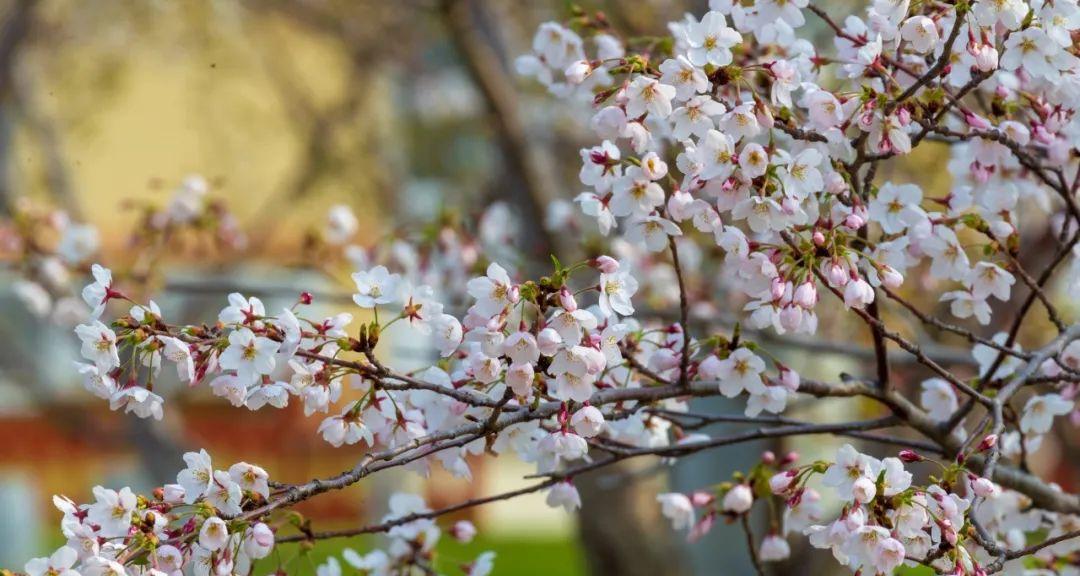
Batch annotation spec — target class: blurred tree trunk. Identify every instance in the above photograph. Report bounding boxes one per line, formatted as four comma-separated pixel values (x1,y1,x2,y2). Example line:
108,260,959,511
0,0,35,215
576,457,688,576
439,0,568,263
441,3,682,574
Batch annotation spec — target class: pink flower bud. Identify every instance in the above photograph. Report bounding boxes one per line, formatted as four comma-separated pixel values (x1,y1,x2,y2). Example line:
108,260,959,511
251,522,275,547
812,230,826,246
450,520,477,543
779,305,802,331
898,450,923,463
759,534,791,562
770,277,787,301
964,112,992,131
780,451,799,466
243,522,275,560
762,451,776,465
843,277,875,309
971,477,999,498
162,484,186,505
778,368,800,392
298,291,313,305
825,261,848,287
690,491,715,507
973,45,998,72
564,60,592,85
688,511,716,543
844,213,865,230
769,470,798,495
879,265,903,288
793,281,817,308
559,286,578,312
977,434,998,452
592,256,620,274
570,405,604,437
722,484,753,514
667,190,695,222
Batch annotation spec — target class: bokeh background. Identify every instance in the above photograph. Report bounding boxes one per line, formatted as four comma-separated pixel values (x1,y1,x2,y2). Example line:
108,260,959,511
0,1,1075,575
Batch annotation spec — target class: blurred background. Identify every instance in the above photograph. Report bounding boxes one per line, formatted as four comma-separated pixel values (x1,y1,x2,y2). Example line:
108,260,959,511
0,0,1075,574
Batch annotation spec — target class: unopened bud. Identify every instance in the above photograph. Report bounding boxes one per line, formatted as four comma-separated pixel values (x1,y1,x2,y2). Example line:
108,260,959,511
971,476,999,498
898,449,923,463
844,213,865,230
564,60,592,85
559,286,578,312
450,520,477,543
964,111,992,131
690,491,715,507
977,434,998,452
879,265,904,289
769,469,797,494
593,255,620,274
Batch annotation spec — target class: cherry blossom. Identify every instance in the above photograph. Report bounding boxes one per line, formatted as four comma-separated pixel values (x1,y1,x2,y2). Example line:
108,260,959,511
13,1,1080,574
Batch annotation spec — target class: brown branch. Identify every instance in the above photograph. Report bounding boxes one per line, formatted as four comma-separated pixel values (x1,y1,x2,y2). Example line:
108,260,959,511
741,514,767,576
439,0,564,260
275,478,559,543
669,237,691,386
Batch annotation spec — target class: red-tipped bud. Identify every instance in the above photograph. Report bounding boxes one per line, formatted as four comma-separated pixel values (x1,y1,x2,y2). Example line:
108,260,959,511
977,434,998,452
898,450,923,463
592,255,620,274
690,491,715,507
559,286,578,312
299,291,313,305
769,469,798,495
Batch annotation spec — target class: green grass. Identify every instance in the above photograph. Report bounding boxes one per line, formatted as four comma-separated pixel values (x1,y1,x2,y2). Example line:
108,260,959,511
262,534,585,576
896,566,935,576
38,527,584,575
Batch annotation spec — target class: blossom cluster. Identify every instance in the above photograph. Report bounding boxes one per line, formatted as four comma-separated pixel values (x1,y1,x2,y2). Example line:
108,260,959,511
521,0,1079,333
28,448,490,576
32,450,275,576
11,0,1080,574
4,176,242,323
659,442,1080,574
312,495,491,576
515,0,1080,573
